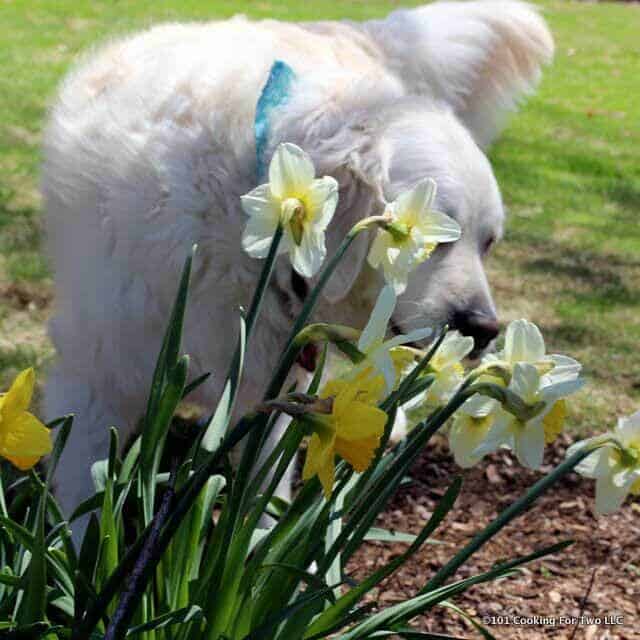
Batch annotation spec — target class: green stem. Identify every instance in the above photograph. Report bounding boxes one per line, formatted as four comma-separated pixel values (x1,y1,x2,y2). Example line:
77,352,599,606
264,220,375,402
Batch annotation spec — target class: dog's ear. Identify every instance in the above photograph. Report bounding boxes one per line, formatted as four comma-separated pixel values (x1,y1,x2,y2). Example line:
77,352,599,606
367,1,554,148
318,158,380,303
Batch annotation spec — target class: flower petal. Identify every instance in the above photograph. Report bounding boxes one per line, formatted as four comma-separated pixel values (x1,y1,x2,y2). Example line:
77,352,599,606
358,286,396,353
335,401,387,441
336,434,379,472
514,421,545,469
394,177,437,224
306,177,339,230
616,410,640,446
269,143,314,198
383,327,433,350
303,432,336,498
1,368,36,420
595,474,632,514
370,350,397,396
0,411,52,468
509,362,540,403
417,209,462,244
449,413,493,468
504,319,546,364
549,354,582,380
290,229,326,278
542,400,566,444
367,231,390,269
241,202,281,258
435,332,474,367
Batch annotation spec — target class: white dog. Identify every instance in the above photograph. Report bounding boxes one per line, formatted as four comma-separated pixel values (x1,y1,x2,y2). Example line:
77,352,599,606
42,2,553,518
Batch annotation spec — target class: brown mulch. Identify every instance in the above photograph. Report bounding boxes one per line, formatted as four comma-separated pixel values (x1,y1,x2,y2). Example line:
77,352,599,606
350,435,640,639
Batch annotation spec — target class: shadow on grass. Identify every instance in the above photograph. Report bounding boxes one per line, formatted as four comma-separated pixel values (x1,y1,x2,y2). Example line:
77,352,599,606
0,183,49,282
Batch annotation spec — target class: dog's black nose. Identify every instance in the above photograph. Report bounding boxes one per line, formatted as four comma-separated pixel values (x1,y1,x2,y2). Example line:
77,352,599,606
451,310,500,351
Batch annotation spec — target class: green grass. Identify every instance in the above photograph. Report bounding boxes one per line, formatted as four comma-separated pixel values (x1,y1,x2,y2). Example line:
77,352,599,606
0,0,638,430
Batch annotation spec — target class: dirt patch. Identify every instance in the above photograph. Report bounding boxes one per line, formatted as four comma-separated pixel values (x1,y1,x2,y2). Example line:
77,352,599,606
351,436,640,639
0,281,52,311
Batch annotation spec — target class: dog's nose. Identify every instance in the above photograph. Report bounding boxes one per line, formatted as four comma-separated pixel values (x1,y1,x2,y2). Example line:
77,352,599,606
451,310,500,351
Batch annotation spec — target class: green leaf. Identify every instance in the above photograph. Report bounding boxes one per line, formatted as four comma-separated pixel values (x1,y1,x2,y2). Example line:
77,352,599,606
201,317,246,453
306,478,462,638
439,601,496,640
16,474,47,624
140,354,189,523
363,528,417,544
74,514,100,625
369,631,466,639
46,416,73,486
140,247,194,522
182,372,212,400
0,571,22,587
126,605,204,636
242,587,334,640
97,429,120,613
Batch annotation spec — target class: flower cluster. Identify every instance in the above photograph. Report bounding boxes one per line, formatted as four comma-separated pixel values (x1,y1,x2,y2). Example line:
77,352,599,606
242,143,461,293
239,142,637,516
446,319,584,469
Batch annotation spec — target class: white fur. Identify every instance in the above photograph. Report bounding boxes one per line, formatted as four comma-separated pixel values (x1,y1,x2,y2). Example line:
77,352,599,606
42,2,553,519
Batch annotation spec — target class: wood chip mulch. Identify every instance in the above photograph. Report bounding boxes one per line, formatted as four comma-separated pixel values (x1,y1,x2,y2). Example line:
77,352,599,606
349,435,640,639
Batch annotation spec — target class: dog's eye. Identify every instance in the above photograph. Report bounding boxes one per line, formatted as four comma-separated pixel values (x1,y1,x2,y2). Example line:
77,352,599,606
483,236,496,254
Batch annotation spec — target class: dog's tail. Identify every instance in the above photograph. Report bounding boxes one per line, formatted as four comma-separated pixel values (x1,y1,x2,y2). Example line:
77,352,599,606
366,1,554,148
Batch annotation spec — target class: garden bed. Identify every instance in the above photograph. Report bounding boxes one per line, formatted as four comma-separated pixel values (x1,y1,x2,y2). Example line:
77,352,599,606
353,435,639,638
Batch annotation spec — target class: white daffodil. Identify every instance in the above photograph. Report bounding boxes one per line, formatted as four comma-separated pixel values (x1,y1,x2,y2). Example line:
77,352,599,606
484,319,581,386
482,362,584,469
241,143,338,277
352,285,432,395
568,410,640,514
449,394,502,468
367,178,461,294
424,331,475,408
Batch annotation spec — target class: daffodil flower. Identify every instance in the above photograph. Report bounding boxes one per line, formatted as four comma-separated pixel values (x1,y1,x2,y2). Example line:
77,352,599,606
352,286,431,395
477,362,583,469
241,143,338,277
568,410,640,514
423,331,474,407
367,178,461,294
484,319,581,386
448,395,501,468
0,368,52,470
302,375,388,497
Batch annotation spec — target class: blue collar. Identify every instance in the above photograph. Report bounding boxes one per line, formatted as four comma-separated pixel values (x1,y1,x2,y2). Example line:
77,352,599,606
255,60,297,182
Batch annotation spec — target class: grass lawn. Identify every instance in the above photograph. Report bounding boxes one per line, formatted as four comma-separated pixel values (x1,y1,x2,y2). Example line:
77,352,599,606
0,0,638,431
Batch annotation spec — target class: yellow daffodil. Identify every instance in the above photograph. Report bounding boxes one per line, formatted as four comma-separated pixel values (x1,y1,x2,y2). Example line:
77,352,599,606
241,143,338,277
302,375,388,497
367,178,461,294
568,410,640,514
351,286,430,394
0,368,52,470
